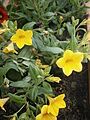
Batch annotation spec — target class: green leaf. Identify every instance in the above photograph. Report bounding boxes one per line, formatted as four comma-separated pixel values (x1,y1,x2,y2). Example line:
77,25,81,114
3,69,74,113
8,21,17,32
4,62,19,73
43,82,53,93
29,62,43,85
31,86,38,101
23,22,36,30
44,12,54,17
38,82,53,95
42,46,63,54
18,46,32,59
10,78,30,88
8,93,25,104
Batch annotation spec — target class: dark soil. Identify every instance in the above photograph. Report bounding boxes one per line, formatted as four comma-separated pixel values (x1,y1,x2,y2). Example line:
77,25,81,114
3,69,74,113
51,63,90,120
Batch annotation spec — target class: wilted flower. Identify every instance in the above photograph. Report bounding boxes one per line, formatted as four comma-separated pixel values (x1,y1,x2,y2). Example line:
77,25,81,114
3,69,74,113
46,76,61,83
3,42,17,54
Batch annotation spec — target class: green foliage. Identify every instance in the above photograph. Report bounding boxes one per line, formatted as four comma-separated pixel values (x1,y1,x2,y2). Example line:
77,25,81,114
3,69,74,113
0,0,89,119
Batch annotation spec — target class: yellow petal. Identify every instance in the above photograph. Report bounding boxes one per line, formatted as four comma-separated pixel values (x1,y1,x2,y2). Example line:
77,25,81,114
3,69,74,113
43,113,57,120
36,105,57,120
25,30,33,45
63,64,73,76
15,39,25,49
0,97,9,111
41,105,48,114
48,94,66,116
36,114,42,120
73,52,84,62
56,58,65,68
63,50,73,60
11,34,19,43
73,63,82,72
16,29,25,36
54,94,66,108
48,104,59,116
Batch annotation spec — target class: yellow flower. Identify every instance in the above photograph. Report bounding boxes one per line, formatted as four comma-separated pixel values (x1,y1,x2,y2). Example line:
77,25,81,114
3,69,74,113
46,76,61,83
11,29,33,49
36,105,57,120
0,97,9,111
48,94,66,116
3,42,18,54
56,50,84,76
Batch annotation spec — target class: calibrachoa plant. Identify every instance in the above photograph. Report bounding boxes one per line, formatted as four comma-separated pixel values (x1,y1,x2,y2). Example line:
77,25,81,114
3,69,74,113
0,3,89,120
0,20,67,120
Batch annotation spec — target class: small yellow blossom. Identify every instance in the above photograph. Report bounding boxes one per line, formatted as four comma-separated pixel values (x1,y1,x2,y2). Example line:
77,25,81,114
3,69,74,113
48,94,66,116
36,105,57,120
46,76,61,83
0,97,9,111
56,50,84,76
11,29,33,49
3,42,17,54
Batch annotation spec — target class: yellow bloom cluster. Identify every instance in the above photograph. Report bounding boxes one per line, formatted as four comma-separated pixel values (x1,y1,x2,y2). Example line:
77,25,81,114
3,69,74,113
56,50,84,76
36,94,66,120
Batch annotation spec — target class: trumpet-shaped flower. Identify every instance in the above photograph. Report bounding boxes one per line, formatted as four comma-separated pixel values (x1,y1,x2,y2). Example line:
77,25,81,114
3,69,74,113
56,50,84,76
3,42,17,54
0,97,9,111
48,94,66,116
11,29,33,49
36,105,57,120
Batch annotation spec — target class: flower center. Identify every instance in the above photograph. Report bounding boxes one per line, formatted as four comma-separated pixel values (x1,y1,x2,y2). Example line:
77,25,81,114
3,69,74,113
65,59,73,63
19,35,25,39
